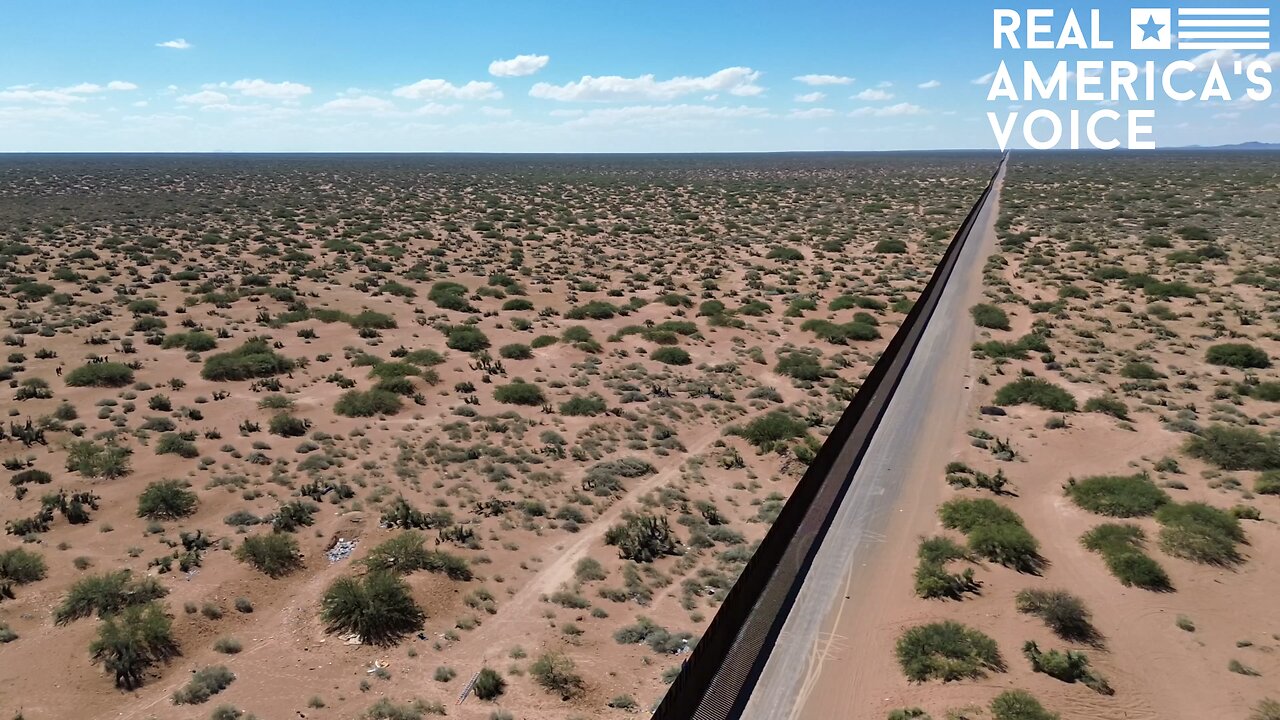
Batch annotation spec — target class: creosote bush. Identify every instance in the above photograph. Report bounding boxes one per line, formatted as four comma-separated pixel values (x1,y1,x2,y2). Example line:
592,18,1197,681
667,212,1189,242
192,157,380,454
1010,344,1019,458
234,533,303,578
493,380,545,405
994,377,1077,412
1080,523,1171,591
895,620,1004,682
89,601,179,689
1205,342,1271,369
530,651,586,699
334,389,403,417
1184,425,1280,471
321,572,424,645
971,303,1011,330
472,667,506,700
1065,473,1168,517
137,479,198,520
172,665,235,704
1014,588,1099,644
1156,501,1244,566
65,361,135,388
939,498,1042,573
55,570,168,624
990,690,1059,720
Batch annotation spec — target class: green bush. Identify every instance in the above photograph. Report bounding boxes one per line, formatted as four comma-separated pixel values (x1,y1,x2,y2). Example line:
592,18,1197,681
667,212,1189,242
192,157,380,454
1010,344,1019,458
472,667,506,700
202,338,294,381
445,326,490,352
875,238,908,253
1249,381,1280,402
429,281,475,312
1250,699,1280,720
604,513,679,562
1120,361,1163,380
502,298,534,311
1206,342,1271,369
54,570,168,624
1156,501,1244,566
161,331,217,352
531,334,557,348
1083,394,1128,420
939,498,1041,572
565,300,620,320
137,480,198,519
498,343,532,360
529,651,585,699
268,413,309,437
1184,425,1280,470
1022,641,1111,694
990,690,1058,720
651,347,692,365
776,351,826,381
971,303,1011,330
321,572,424,646
913,536,977,600
729,410,808,452
766,246,804,261
560,393,607,416
1065,473,1168,517
994,377,1077,412
1257,471,1280,495
895,621,1004,682
493,380,545,405
65,362,135,387
0,547,46,584
362,531,473,580
335,389,403,417
90,601,179,689
1015,588,1098,643
172,665,235,704
1080,523,1171,591
235,533,303,578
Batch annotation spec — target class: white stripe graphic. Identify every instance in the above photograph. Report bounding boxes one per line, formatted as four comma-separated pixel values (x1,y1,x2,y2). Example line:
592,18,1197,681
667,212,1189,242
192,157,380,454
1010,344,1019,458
1178,7,1270,15
1179,31,1269,37
1179,18,1269,26
1179,41,1270,48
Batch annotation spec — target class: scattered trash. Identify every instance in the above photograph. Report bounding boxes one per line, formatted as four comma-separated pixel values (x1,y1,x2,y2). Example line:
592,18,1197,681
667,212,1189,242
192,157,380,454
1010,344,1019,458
341,632,362,646
327,538,357,563
366,660,388,674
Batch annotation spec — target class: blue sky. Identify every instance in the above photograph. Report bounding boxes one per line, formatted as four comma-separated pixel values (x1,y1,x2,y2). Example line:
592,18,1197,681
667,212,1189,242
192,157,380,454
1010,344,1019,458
0,0,1275,151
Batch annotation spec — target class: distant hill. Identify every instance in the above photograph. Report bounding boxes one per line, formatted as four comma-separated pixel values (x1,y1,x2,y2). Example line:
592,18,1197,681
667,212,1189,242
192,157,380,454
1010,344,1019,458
1181,141,1280,150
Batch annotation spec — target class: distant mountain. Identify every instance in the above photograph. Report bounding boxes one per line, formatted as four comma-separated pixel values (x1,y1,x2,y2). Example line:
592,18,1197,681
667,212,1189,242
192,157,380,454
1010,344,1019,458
1180,141,1280,150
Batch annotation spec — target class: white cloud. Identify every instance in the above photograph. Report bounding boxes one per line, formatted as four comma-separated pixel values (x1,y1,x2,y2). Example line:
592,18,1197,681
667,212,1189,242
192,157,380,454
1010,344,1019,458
1188,48,1280,72
854,88,894,101
318,95,396,113
224,79,312,100
918,80,941,89
972,71,995,85
156,39,192,50
177,90,229,105
414,102,461,116
789,108,836,119
489,54,550,77
481,106,513,117
107,81,139,91
62,83,104,94
530,67,762,102
0,82,120,104
561,103,769,128
851,102,924,117
795,91,825,103
876,81,893,88
392,79,501,100
794,74,853,86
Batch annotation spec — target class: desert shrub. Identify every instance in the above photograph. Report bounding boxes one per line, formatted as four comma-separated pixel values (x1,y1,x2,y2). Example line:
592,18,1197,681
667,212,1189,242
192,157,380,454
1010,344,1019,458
994,378,1077,412
1065,473,1168,517
1022,641,1111,694
162,331,217,352
530,651,585,699
472,667,506,700
9,468,52,487
728,410,808,452
1156,501,1244,566
990,690,1058,720
651,347,692,365
566,300,620,320
801,318,879,344
776,351,825,381
214,636,242,653
583,457,656,496
1206,343,1271,369
137,480,198,519
875,238,908,253
321,572,424,645
886,710,931,720
1083,394,1128,420
347,310,396,330
234,533,303,578
939,498,1041,573
1257,471,1280,495
65,362,135,387
268,413,309,437
429,281,475,312
56,571,167,624
202,338,293,381
971,303,1011,330
604,513,679,562
1249,381,1280,402
502,298,534,311
362,531,472,580
1080,523,1171,591
1250,699,1280,720
156,432,199,458
913,536,977,600
172,665,235,704
0,547,47,584
445,326,490,352
560,393,606,416
1015,589,1098,643
494,380,545,405
1184,425,1280,471
89,601,179,689
766,246,804,261
335,389,403,417
614,616,694,653
498,343,532,360
531,334,557,348
1120,361,1163,380
895,621,1004,682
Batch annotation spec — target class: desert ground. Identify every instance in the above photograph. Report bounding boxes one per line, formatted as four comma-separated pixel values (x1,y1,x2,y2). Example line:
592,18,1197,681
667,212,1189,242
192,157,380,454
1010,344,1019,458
0,153,996,720
803,151,1280,720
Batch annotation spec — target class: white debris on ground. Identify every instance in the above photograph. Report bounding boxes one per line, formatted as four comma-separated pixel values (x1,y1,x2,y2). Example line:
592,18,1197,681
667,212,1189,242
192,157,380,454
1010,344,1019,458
327,538,357,563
